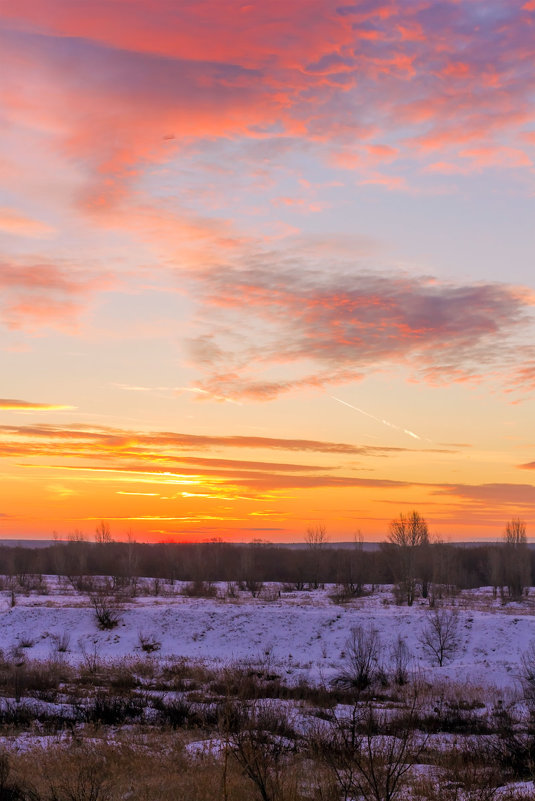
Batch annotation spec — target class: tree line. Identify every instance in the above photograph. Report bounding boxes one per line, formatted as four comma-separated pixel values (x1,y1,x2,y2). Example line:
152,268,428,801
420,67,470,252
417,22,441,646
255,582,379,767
0,513,531,602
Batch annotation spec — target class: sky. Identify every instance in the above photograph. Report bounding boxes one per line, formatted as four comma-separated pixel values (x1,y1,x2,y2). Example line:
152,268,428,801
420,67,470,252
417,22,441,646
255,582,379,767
1,0,535,543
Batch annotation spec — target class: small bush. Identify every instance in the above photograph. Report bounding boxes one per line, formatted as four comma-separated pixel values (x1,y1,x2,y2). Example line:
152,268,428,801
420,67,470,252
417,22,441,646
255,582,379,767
138,631,161,653
90,592,121,630
52,630,71,654
333,625,382,693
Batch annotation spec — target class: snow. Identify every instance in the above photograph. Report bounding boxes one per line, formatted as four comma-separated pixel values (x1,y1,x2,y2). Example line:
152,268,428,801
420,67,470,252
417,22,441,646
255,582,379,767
1,579,534,691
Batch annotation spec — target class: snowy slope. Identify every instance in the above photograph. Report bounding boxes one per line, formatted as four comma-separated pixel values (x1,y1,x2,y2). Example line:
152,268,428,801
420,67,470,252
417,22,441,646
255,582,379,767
1,580,533,690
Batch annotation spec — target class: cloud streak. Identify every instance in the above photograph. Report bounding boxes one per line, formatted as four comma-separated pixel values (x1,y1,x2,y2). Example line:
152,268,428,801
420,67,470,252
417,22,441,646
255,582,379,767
0,422,455,458
0,399,75,412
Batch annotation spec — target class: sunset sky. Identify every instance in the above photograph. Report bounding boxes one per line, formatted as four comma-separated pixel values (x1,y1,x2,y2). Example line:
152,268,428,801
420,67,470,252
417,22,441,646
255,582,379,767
1,0,535,542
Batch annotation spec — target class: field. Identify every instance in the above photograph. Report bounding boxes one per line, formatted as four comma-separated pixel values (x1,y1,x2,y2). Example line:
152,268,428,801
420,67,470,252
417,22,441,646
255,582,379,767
1,575,535,800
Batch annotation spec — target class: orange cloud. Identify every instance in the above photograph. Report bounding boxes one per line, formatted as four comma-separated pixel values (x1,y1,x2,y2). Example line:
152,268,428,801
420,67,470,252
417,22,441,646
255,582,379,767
0,399,75,411
0,421,446,464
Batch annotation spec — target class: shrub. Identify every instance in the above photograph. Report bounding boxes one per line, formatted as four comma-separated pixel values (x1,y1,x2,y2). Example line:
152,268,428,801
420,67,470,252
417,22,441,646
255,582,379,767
52,630,71,654
390,634,411,686
90,591,121,630
419,607,460,667
138,631,161,653
333,625,382,693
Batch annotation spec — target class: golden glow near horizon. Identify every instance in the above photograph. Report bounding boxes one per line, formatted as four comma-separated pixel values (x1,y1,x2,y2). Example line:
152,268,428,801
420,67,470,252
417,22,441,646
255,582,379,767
1,1,535,542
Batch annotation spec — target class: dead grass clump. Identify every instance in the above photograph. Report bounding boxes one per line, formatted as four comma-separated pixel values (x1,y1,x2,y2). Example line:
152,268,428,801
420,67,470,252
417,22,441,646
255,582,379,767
0,751,36,801
210,666,281,701
82,690,146,726
108,661,139,691
418,696,492,735
427,742,507,801
159,658,213,691
10,737,281,801
23,659,72,695
153,694,221,731
0,657,72,704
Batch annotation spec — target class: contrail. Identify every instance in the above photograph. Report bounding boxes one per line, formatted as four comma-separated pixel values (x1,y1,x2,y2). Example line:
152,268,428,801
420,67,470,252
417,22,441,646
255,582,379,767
330,396,421,440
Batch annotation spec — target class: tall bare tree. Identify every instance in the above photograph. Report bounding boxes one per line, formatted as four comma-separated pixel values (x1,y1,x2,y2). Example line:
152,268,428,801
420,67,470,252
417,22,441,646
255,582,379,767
387,511,429,606
503,517,530,601
95,520,112,544
305,523,328,589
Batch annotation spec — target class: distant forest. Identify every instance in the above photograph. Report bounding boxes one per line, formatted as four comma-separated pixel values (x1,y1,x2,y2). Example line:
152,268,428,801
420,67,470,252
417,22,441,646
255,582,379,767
0,515,532,601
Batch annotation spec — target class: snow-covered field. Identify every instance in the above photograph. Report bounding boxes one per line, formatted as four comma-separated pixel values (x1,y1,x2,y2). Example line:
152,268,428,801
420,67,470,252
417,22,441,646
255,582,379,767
1,578,534,690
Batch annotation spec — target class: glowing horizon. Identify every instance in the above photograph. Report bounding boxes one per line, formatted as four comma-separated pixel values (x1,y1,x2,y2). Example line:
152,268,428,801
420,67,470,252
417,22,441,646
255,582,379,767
1,0,535,543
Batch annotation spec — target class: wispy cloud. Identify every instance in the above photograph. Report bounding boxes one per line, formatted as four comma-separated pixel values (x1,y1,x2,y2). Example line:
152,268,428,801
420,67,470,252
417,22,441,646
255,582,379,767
0,421,454,500
0,422,375,455
434,482,535,509
0,260,114,331
1,0,534,214
0,208,54,239
0,399,75,411
188,259,535,400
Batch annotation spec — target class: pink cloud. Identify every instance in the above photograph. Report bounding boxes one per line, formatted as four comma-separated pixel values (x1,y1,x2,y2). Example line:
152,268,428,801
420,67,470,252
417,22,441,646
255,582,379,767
434,482,535,508
0,261,113,331
187,260,535,399
1,0,534,210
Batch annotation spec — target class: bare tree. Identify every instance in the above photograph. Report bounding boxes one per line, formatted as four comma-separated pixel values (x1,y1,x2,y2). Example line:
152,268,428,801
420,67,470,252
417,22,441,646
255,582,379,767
241,541,265,597
95,521,112,544
305,523,328,549
335,531,366,599
387,511,429,606
419,607,459,667
305,524,328,589
503,517,530,601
